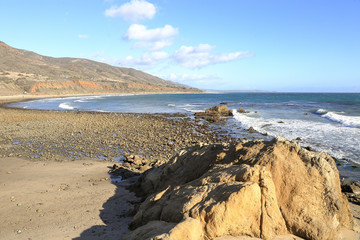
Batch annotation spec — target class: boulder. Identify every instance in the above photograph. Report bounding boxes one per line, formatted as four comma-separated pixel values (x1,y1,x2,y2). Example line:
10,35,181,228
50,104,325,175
205,105,232,116
238,107,246,113
195,105,233,123
127,137,355,240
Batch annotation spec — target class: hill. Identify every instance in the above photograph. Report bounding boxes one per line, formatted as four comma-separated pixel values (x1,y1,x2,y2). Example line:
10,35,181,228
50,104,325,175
0,41,199,96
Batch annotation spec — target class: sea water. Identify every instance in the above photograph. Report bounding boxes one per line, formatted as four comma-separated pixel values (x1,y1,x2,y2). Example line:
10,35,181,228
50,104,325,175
8,92,360,178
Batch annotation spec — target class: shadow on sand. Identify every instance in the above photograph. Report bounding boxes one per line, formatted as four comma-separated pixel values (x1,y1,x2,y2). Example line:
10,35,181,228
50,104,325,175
73,168,140,240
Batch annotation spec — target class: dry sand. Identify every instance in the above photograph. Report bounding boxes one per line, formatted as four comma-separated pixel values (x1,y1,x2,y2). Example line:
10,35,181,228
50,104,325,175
0,157,137,240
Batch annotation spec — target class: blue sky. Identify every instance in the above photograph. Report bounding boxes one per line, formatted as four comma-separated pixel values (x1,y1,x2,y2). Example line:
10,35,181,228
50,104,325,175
1,0,359,92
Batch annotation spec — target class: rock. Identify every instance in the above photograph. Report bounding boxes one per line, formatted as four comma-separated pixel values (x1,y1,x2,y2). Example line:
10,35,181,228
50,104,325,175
305,146,313,151
127,138,354,240
248,126,255,133
195,105,233,123
109,165,141,179
205,105,231,115
122,218,203,240
341,181,360,205
342,181,360,194
238,108,246,113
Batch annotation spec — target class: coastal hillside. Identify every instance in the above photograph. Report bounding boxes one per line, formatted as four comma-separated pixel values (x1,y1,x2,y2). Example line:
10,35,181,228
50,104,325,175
0,41,198,95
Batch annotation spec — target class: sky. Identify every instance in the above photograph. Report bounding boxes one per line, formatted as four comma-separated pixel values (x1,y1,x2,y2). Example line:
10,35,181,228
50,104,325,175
1,0,360,92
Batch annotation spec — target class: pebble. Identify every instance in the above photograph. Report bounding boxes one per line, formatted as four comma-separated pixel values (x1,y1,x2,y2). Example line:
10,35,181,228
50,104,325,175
1,109,231,168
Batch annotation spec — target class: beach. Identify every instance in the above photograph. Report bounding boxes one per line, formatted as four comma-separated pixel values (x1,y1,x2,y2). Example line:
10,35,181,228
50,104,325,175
0,96,359,240
0,157,135,239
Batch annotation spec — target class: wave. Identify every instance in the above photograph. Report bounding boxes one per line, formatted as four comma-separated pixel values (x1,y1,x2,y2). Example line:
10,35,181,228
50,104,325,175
315,109,360,128
322,112,360,128
231,109,360,164
59,102,75,110
184,108,203,113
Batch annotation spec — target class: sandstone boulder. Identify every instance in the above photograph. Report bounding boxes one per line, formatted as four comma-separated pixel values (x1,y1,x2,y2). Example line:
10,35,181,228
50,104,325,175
205,105,232,116
125,137,355,240
195,105,233,123
238,107,246,113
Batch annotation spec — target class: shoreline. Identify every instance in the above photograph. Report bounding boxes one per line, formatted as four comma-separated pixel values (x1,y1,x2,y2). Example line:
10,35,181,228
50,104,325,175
0,91,203,107
2,93,359,181
1,94,359,239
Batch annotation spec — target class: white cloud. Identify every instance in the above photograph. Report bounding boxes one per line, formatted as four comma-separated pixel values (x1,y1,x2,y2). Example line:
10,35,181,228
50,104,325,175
133,39,174,51
117,51,169,68
124,24,178,41
159,73,226,88
123,24,178,50
165,73,218,82
105,0,156,22
78,34,88,39
173,44,252,69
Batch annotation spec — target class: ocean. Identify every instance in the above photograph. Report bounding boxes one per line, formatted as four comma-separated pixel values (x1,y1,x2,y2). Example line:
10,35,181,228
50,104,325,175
9,92,360,180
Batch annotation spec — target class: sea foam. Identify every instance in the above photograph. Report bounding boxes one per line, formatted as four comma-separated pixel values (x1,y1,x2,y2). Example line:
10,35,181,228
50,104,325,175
322,112,360,128
59,102,75,110
232,109,360,164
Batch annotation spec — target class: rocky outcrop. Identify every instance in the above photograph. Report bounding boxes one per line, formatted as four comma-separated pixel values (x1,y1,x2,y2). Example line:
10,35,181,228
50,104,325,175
195,105,233,123
124,138,355,240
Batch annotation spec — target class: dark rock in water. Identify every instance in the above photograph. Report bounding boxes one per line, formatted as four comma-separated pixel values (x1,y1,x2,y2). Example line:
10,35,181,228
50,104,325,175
220,102,227,105
295,137,302,141
248,126,255,133
237,107,246,113
278,121,284,124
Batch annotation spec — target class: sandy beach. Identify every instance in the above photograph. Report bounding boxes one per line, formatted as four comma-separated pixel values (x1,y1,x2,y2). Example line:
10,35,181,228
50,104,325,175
0,157,136,240
0,96,359,240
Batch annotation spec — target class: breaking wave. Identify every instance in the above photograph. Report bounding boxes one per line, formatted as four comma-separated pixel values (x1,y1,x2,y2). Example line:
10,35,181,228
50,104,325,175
315,109,360,128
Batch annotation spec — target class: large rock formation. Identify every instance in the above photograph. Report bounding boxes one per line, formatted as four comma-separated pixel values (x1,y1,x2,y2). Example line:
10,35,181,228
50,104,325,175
124,138,355,240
